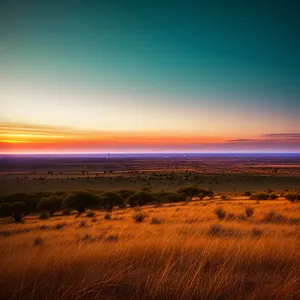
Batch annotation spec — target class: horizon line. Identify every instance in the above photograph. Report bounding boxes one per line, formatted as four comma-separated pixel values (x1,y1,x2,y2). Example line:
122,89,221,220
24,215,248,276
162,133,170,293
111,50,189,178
1,151,300,156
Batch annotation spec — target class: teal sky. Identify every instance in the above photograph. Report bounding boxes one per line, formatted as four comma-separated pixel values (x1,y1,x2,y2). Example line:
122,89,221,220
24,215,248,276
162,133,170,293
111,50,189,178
0,1,300,152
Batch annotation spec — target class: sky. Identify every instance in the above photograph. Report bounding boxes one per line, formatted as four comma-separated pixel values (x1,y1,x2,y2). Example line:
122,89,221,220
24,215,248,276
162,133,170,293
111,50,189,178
0,1,299,153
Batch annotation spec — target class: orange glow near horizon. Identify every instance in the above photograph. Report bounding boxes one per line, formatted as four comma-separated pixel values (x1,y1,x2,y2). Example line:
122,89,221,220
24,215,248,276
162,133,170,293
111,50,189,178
0,122,229,153
1,122,299,154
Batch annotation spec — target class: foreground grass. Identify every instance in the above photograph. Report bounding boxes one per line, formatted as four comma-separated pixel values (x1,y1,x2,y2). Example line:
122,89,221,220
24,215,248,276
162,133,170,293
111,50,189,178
1,200,300,299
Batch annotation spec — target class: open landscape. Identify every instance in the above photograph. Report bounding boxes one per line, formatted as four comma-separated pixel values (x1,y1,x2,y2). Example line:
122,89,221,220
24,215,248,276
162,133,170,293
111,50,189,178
1,154,300,299
1,1,300,299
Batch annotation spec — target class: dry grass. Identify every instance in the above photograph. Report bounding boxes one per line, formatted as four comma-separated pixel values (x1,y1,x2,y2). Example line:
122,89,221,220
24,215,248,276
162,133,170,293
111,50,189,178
1,200,300,299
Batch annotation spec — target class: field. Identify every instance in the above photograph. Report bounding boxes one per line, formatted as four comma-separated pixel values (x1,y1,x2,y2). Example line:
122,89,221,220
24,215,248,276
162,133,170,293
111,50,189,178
1,200,300,299
1,153,300,195
1,154,300,300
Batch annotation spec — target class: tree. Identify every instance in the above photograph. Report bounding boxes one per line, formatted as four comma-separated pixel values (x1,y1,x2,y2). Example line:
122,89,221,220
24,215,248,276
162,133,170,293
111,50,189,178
64,191,100,213
198,189,214,200
250,192,269,200
177,186,201,201
127,191,158,207
285,193,299,203
101,192,125,211
153,192,183,204
0,202,27,222
0,193,38,218
38,196,63,216
117,189,136,201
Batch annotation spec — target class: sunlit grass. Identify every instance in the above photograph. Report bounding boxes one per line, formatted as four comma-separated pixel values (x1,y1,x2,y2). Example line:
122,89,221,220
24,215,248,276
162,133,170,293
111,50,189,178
0,200,300,299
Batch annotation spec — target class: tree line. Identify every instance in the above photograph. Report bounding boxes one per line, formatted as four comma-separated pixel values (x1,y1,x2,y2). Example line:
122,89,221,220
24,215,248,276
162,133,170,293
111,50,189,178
0,187,214,222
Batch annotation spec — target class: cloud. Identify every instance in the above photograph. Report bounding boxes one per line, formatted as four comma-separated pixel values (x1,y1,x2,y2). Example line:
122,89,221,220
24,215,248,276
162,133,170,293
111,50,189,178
227,133,300,143
262,133,300,141
226,139,259,143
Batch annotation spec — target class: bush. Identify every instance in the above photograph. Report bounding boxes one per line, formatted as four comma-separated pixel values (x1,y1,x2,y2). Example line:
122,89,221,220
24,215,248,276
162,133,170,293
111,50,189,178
250,192,269,200
101,192,125,211
199,189,214,199
55,222,66,230
85,211,95,218
207,224,224,236
64,191,100,213
269,193,279,200
244,191,252,197
127,191,158,207
220,195,228,201
38,196,63,216
117,189,136,201
285,192,300,203
132,210,148,223
1,193,39,214
0,202,27,222
153,192,183,204
245,207,254,218
214,207,226,220
33,237,43,247
39,213,49,220
262,211,286,223
177,186,200,201
104,213,111,220
151,217,163,224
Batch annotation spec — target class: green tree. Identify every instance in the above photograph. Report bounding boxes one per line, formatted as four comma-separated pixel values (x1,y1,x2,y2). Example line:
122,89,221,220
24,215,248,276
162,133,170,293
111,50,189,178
127,191,158,207
101,192,125,211
285,193,299,203
0,202,27,222
177,186,201,201
64,191,100,213
117,189,136,201
38,196,63,216
1,193,38,214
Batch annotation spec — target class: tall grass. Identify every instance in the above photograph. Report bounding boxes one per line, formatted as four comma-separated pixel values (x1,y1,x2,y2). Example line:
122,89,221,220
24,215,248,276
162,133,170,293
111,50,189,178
0,200,300,299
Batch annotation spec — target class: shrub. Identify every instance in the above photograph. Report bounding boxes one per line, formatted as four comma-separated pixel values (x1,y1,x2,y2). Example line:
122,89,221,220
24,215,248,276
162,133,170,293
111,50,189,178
105,235,118,242
151,217,163,224
207,224,224,236
1,193,39,214
33,237,43,247
285,192,300,203
250,192,269,200
244,191,252,197
117,189,136,201
101,192,125,211
220,195,228,201
245,206,254,218
39,213,49,220
104,213,112,220
132,210,148,223
269,193,279,200
153,192,183,204
64,191,100,213
214,207,226,220
177,186,200,201
0,202,27,222
262,211,286,223
200,189,214,199
127,191,158,207
85,211,95,218
55,222,66,230
38,196,63,216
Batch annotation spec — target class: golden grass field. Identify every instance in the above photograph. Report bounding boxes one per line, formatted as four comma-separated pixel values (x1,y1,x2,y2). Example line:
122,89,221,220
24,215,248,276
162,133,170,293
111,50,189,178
1,199,300,300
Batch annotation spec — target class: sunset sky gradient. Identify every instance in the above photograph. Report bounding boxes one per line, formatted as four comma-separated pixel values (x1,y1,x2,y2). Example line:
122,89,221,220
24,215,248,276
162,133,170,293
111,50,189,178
1,1,299,153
